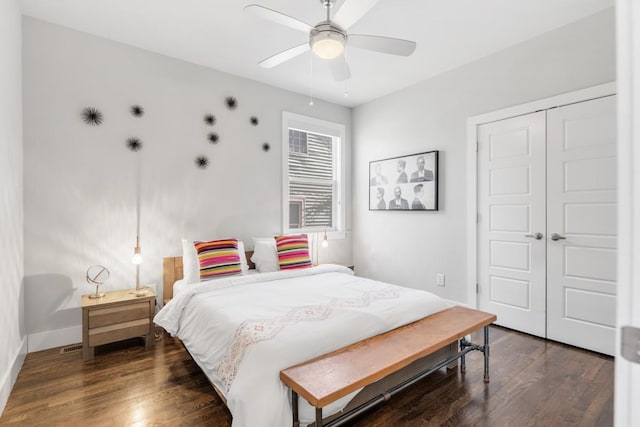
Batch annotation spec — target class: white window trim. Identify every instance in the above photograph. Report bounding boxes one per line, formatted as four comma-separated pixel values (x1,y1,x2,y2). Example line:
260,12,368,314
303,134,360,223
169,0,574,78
282,111,346,235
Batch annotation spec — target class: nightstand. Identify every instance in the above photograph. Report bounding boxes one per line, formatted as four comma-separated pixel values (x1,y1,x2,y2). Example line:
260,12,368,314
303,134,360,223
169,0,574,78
81,287,156,361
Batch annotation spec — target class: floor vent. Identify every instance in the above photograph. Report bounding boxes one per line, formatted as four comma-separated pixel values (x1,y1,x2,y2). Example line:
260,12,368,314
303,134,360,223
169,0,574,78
60,344,83,354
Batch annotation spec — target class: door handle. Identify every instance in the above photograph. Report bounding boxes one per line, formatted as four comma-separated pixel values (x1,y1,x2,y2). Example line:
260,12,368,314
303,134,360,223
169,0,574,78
550,233,566,241
524,232,543,240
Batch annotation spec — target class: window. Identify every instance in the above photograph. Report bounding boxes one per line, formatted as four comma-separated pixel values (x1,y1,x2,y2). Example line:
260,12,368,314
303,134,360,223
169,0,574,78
289,198,304,229
288,129,308,155
282,112,345,233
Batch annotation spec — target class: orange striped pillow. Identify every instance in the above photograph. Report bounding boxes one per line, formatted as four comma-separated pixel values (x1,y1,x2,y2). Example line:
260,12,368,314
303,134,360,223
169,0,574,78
194,238,242,281
275,234,312,270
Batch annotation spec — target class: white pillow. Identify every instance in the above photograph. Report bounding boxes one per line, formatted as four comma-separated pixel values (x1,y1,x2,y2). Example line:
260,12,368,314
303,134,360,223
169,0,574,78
251,237,279,273
182,238,249,283
181,238,199,284
238,241,249,274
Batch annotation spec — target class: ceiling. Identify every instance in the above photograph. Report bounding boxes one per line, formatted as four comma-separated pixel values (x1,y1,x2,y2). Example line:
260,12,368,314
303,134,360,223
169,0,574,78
19,0,613,107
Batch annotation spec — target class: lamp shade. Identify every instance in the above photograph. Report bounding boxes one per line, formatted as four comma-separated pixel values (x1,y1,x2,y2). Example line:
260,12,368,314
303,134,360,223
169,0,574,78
132,251,142,265
321,230,329,248
132,236,142,264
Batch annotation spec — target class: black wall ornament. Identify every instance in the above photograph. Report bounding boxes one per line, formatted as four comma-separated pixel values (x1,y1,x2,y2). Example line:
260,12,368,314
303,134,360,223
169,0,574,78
81,107,103,126
126,137,143,152
130,105,144,117
195,156,209,169
225,97,237,110
204,114,216,125
262,142,271,152
208,132,219,144
250,116,259,126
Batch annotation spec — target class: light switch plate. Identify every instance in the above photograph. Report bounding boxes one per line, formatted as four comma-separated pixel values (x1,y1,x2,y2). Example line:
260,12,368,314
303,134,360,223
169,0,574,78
436,273,445,286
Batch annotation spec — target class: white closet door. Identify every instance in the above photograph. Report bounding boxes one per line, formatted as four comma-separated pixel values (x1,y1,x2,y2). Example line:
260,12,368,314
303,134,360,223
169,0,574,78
546,96,617,355
478,111,547,337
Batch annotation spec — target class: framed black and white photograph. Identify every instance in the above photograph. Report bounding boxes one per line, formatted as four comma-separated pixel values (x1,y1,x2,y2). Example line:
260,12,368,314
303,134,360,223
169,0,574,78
369,150,438,211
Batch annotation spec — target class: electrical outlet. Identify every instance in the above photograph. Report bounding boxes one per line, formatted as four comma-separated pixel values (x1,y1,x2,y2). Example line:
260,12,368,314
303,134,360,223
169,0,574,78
436,273,445,286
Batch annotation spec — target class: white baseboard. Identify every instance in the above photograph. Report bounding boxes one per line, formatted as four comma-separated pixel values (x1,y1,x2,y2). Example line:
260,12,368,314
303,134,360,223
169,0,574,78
0,337,27,417
443,298,471,309
27,325,82,353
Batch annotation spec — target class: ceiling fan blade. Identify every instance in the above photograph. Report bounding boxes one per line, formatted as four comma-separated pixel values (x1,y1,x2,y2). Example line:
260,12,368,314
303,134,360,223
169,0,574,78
348,34,416,56
244,4,313,33
259,43,310,68
332,0,380,29
328,55,351,81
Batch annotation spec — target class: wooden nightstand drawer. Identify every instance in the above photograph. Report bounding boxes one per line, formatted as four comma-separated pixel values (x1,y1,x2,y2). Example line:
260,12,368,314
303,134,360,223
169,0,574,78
89,302,149,328
89,318,151,347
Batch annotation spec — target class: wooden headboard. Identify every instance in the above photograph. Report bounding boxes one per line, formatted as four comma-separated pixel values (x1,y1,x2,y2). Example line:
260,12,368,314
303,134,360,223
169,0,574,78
162,251,254,304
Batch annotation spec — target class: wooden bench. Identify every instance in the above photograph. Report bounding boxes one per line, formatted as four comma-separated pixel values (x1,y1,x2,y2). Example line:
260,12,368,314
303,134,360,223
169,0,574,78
280,306,497,427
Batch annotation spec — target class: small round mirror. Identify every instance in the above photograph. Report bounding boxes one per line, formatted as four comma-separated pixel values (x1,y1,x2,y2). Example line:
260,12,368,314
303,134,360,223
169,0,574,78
86,265,110,298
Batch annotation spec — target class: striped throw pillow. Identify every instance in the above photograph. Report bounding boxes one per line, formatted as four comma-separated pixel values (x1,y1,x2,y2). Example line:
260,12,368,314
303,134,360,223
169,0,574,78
275,234,312,270
194,238,242,281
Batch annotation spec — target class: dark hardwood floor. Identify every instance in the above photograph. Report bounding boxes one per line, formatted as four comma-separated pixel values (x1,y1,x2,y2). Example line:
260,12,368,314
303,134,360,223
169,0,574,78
0,326,613,426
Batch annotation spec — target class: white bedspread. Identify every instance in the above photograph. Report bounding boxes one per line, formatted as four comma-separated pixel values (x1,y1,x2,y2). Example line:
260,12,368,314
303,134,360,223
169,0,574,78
154,264,449,427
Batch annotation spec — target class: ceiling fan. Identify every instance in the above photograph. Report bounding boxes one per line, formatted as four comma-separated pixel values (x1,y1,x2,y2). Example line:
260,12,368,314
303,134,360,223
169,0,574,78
244,0,417,81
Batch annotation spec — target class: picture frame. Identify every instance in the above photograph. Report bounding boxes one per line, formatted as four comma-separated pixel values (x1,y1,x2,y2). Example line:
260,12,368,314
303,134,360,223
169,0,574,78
369,150,439,211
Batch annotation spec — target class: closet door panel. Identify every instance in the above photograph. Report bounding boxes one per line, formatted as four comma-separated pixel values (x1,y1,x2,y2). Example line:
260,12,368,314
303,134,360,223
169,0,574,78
546,95,617,355
478,111,546,337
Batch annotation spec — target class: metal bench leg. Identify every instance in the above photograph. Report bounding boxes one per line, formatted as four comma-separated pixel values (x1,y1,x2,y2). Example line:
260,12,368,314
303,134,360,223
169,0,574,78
316,407,323,427
292,391,299,427
460,338,466,373
483,325,490,383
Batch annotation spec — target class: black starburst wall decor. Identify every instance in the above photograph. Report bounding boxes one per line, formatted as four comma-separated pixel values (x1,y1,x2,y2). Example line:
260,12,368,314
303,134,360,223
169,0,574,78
130,105,144,117
207,132,219,144
81,107,103,126
195,156,209,169
262,142,271,152
225,97,237,110
126,137,143,152
204,114,216,126
250,116,259,126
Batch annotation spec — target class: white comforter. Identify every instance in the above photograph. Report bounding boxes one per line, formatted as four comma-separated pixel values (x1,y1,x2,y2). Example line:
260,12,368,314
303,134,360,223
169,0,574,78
154,264,449,427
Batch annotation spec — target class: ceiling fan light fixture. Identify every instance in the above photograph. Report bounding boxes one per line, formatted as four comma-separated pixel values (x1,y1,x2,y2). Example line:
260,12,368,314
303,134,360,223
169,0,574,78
312,37,344,59
310,24,346,60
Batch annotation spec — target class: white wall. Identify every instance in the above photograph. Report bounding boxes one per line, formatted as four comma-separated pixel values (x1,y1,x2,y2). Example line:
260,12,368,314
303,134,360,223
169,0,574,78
0,0,26,415
352,9,616,303
22,18,352,350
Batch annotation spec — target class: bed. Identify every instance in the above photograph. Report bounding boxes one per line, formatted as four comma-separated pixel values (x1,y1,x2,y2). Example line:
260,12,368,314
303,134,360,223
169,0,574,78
155,253,462,427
